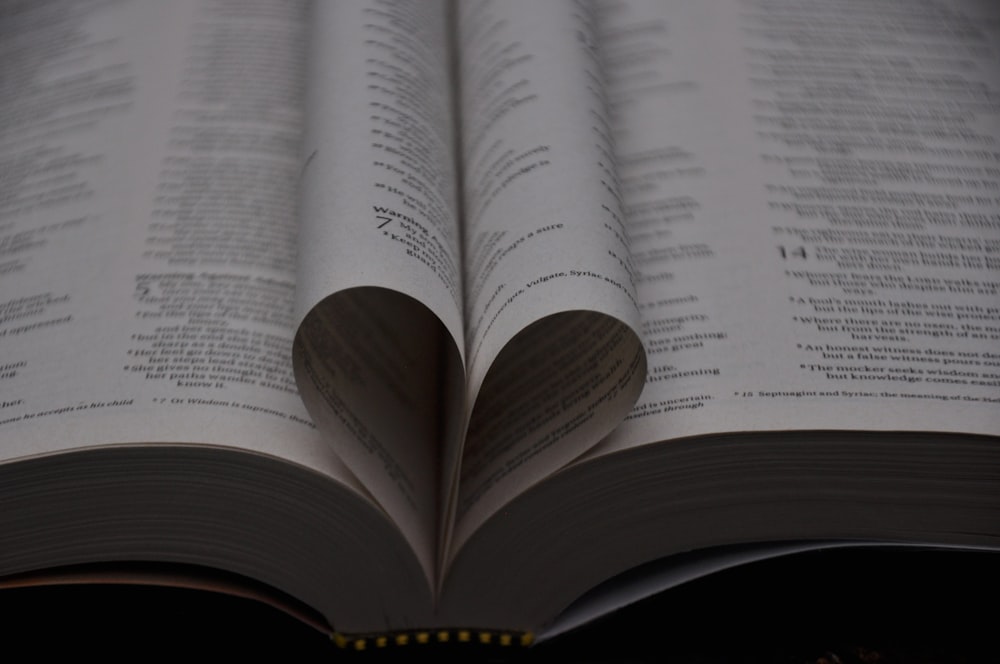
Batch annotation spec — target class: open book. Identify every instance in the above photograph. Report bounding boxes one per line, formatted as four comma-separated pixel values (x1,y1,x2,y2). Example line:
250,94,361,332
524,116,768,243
1,0,998,647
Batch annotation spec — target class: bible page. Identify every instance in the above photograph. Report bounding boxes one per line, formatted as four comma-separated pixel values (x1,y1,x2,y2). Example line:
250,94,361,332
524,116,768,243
447,0,647,556
292,0,466,575
0,0,354,477
585,0,999,457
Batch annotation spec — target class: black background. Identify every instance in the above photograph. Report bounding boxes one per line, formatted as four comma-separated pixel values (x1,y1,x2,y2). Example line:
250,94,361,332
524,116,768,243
2,547,996,662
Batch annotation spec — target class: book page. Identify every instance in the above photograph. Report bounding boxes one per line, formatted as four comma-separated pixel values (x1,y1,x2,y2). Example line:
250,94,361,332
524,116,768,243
587,0,1000,457
292,0,465,575
447,0,647,555
0,0,354,481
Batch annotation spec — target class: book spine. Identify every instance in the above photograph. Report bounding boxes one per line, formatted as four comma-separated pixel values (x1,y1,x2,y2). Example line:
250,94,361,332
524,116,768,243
331,628,534,651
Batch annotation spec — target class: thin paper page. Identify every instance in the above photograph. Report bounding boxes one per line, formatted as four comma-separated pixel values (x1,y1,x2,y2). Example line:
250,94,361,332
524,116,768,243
588,0,1000,457
294,0,463,342
0,0,353,481
293,0,465,575
448,0,647,555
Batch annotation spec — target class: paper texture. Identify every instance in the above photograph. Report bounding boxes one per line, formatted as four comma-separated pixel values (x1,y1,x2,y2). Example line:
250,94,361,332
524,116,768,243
588,0,1000,459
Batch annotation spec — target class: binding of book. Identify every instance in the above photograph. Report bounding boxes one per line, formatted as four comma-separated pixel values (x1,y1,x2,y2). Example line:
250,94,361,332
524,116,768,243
0,0,998,647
